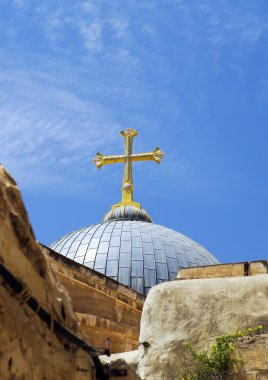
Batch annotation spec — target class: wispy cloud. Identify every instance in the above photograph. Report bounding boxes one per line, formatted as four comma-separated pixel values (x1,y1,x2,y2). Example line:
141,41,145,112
78,19,103,52
0,65,121,192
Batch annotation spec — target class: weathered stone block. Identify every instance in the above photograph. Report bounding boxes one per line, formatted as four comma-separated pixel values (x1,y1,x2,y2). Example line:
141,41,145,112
138,275,268,379
249,260,268,276
234,335,268,373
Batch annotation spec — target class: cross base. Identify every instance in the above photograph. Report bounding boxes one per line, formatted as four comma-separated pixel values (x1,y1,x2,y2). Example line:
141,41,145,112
111,201,142,210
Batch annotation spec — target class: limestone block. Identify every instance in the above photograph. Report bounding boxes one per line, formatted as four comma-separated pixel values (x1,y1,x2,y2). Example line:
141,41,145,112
138,276,268,379
249,261,268,276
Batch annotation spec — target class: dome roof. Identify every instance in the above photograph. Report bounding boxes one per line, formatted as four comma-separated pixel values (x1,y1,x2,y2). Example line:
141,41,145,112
50,220,219,295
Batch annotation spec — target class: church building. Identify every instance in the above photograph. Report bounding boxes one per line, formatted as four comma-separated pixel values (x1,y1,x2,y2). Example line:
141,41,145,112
44,128,219,352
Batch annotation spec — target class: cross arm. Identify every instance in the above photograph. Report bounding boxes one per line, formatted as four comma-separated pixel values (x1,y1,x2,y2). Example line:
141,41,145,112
92,152,126,169
131,147,164,164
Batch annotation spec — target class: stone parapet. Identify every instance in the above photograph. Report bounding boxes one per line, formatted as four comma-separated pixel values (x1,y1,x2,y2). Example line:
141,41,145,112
42,245,145,353
43,245,145,310
177,260,268,280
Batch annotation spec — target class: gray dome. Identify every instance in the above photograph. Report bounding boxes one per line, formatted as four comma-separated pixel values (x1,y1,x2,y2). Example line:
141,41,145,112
50,220,219,295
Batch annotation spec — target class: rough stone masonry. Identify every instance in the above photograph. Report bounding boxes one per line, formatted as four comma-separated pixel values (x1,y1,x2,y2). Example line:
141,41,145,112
0,165,98,379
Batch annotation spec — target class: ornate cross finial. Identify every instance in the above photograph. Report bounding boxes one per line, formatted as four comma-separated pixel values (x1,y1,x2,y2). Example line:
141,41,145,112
92,129,164,209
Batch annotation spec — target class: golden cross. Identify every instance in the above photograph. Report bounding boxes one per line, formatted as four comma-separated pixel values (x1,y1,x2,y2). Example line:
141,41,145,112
92,128,164,209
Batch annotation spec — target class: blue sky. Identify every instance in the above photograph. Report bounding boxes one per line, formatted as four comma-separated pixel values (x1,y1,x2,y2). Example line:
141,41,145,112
1,0,268,263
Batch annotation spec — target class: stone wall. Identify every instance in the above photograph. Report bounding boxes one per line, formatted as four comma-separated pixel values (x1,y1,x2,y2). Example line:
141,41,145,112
43,246,145,353
177,260,268,280
0,165,97,379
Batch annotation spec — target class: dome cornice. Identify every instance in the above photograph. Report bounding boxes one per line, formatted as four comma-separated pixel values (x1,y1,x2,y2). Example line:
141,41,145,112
103,205,152,223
